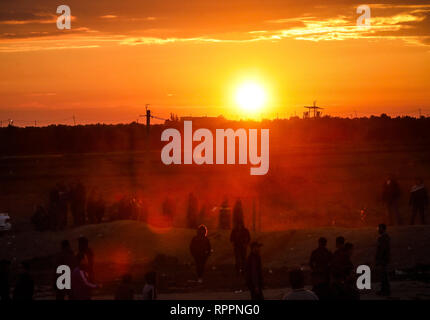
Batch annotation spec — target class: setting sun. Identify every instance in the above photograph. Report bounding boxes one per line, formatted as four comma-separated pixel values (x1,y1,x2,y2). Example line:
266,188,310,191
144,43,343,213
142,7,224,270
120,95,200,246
235,82,267,113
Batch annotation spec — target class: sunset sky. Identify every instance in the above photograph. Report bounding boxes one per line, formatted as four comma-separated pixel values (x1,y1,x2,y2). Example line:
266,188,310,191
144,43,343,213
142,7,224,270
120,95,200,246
1,0,430,125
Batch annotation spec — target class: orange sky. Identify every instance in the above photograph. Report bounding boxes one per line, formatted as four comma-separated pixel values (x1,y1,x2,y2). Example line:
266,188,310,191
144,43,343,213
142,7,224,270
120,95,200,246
1,0,430,125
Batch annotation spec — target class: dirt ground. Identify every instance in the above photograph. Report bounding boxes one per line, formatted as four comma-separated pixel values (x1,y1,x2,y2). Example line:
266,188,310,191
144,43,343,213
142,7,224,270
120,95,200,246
2,222,430,300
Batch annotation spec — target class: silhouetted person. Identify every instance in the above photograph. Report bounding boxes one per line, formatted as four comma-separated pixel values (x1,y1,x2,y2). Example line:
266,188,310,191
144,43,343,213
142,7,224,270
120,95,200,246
232,199,244,229
328,271,349,300
0,259,11,301
142,271,157,300
375,224,391,296
409,178,428,225
189,225,211,283
230,222,251,275
331,236,347,279
55,240,77,300
77,236,95,282
13,262,34,301
382,177,401,225
283,269,318,300
309,237,332,299
115,274,134,300
186,193,198,229
71,254,99,300
245,242,264,300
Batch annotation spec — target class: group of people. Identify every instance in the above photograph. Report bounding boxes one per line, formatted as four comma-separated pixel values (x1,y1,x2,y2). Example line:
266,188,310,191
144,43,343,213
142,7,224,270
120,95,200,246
31,181,106,231
0,220,394,300
188,221,392,300
382,177,428,225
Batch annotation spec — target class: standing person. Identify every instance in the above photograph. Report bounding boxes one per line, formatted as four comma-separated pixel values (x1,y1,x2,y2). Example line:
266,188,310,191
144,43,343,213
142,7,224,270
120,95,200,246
232,199,244,229
77,236,95,282
230,222,251,275
71,254,100,300
114,274,134,300
309,237,332,299
283,269,318,300
13,262,34,301
189,225,211,283
142,271,157,300
375,224,391,296
382,176,401,225
331,236,347,280
55,240,77,300
0,259,11,301
245,242,264,300
409,178,428,225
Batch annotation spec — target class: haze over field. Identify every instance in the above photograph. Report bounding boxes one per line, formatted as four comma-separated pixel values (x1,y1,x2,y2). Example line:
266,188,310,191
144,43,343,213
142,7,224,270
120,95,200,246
1,0,430,124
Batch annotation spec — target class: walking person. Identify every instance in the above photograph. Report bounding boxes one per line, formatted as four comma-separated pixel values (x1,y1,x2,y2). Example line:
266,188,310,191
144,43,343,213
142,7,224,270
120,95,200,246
375,224,391,296
71,254,100,300
309,237,332,299
142,271,157,300
409,178,428,225
245,241,264,300
77,236,95,282
230,222,251,275
189,225,211,283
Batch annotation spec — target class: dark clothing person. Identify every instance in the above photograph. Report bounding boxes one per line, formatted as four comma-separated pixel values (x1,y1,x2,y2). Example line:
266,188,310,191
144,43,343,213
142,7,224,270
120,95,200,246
245,244,264,300
142,271,157,300
13,271,34,300
382,179,401,225
78,237,95,282
71,266,97,300
190,226,211,281
331,248,348,280
309,246,332,299
375,228,391,296
409,183,428,225
230,225,251,275
232,200,244,229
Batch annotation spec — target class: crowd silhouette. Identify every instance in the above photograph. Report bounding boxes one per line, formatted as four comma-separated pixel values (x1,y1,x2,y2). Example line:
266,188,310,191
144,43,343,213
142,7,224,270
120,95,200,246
1,176,428,300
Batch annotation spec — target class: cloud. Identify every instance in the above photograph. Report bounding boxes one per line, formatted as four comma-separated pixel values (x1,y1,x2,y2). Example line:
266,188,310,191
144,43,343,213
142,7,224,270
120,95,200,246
1,1,430,52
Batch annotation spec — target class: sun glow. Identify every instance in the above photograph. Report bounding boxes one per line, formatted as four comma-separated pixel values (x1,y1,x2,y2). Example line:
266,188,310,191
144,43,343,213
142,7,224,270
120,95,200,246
235,82,267,113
